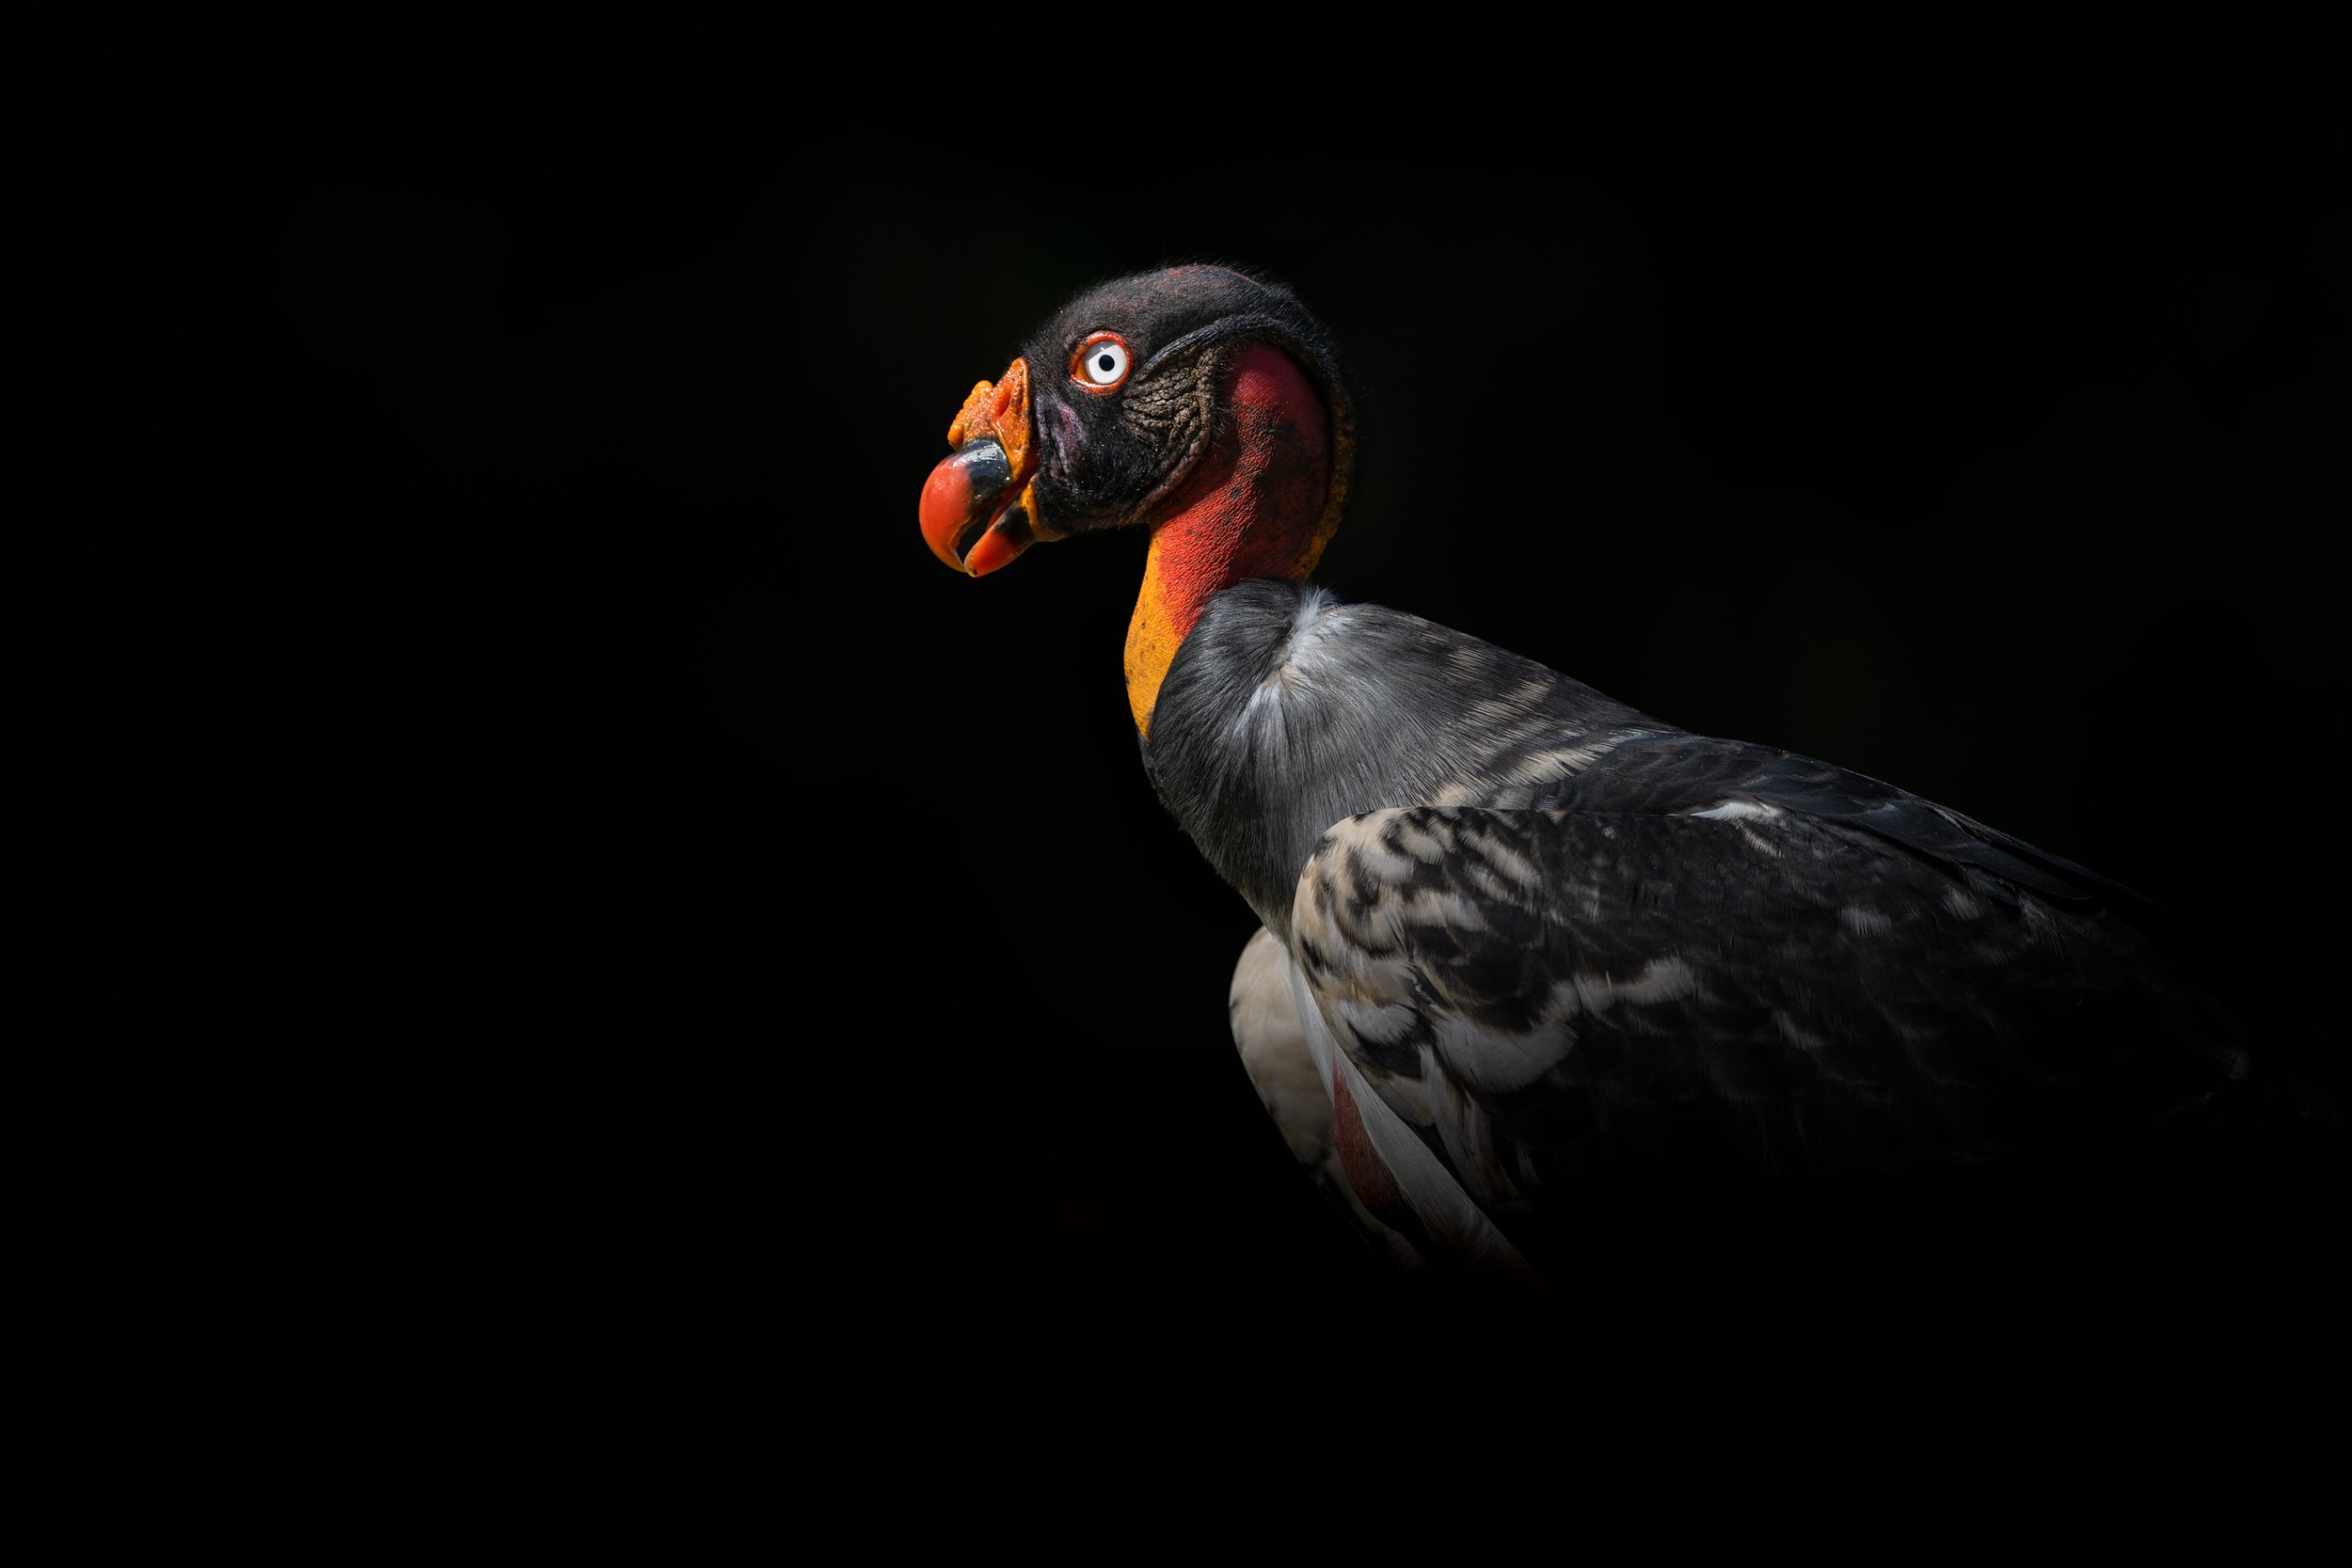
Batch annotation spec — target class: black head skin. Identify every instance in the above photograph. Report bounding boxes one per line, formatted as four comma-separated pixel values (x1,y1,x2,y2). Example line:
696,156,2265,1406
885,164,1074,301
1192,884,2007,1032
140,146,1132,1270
1016,265,1356,539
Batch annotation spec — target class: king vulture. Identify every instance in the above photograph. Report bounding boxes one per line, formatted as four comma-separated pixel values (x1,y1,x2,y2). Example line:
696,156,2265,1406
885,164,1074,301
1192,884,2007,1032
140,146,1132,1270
916,264,2341,1344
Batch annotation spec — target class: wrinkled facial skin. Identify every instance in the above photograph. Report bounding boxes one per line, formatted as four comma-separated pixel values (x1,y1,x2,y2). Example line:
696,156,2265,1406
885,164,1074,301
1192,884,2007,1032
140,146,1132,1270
1024,373,1170,537
1017,265,1347,539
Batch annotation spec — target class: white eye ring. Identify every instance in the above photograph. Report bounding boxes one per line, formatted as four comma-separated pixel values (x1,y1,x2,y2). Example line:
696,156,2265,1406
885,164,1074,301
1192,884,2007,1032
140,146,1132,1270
1070,333,1132,392
1080,341,1127,385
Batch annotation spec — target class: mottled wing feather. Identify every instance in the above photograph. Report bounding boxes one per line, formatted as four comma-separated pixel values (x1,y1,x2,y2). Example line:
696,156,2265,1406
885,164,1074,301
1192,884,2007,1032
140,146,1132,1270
1289,750,2252,1246
1228,927,1422,1269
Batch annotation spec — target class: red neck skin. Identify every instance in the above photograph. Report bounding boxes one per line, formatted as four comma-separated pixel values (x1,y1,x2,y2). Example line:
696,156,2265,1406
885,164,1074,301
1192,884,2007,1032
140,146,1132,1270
1125,343,1331,735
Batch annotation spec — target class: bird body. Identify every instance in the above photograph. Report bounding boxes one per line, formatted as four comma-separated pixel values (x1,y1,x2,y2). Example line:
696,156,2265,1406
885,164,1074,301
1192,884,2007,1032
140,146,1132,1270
918,264,2341,1338
1159,578,2252,1282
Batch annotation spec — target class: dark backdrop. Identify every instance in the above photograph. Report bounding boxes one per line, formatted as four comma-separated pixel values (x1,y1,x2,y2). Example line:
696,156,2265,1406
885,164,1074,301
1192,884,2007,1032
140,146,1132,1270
11,16,2344,1383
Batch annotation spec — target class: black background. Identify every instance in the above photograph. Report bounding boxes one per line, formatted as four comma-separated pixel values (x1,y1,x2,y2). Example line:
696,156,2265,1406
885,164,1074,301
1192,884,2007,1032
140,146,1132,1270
10,13,2346,1390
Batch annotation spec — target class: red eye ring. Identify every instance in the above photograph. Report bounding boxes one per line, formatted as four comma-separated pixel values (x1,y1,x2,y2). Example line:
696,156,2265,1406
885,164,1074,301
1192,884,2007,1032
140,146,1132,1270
1068,331,1133,393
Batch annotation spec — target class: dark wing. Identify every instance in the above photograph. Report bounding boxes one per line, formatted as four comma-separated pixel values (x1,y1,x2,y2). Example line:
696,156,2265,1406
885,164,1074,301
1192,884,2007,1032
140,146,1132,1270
1529,733,2164,923
1285,736,2261,1275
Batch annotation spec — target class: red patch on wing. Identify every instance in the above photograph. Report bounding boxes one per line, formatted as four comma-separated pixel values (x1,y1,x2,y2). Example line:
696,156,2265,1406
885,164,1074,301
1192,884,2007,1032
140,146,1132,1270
1330,1068,1406,1216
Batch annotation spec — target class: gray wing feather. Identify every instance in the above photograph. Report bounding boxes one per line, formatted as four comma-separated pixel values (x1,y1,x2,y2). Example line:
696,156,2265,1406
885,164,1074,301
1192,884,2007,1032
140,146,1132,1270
1229,927,1465,1272
1289,785,2250,1235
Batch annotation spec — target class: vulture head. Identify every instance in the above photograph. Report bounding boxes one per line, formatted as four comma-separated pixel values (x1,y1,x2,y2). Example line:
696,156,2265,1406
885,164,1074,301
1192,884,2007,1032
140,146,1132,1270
918,265,1358,733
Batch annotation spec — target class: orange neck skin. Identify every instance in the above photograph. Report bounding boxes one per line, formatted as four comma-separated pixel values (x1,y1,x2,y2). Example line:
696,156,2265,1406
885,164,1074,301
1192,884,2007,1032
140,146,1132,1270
1125,343,1333,736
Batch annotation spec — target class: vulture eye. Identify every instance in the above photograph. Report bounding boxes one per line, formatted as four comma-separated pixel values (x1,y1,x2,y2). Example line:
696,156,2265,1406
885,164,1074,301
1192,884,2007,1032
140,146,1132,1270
1069,332,1132,393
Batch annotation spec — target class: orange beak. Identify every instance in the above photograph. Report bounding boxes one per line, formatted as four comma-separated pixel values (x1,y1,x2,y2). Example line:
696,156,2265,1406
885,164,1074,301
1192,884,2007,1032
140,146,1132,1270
918,357,1040,577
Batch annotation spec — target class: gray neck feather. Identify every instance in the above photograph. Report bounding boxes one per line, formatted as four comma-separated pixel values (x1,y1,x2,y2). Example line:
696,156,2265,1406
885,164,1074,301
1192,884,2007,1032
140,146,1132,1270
1142,580,1662,939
